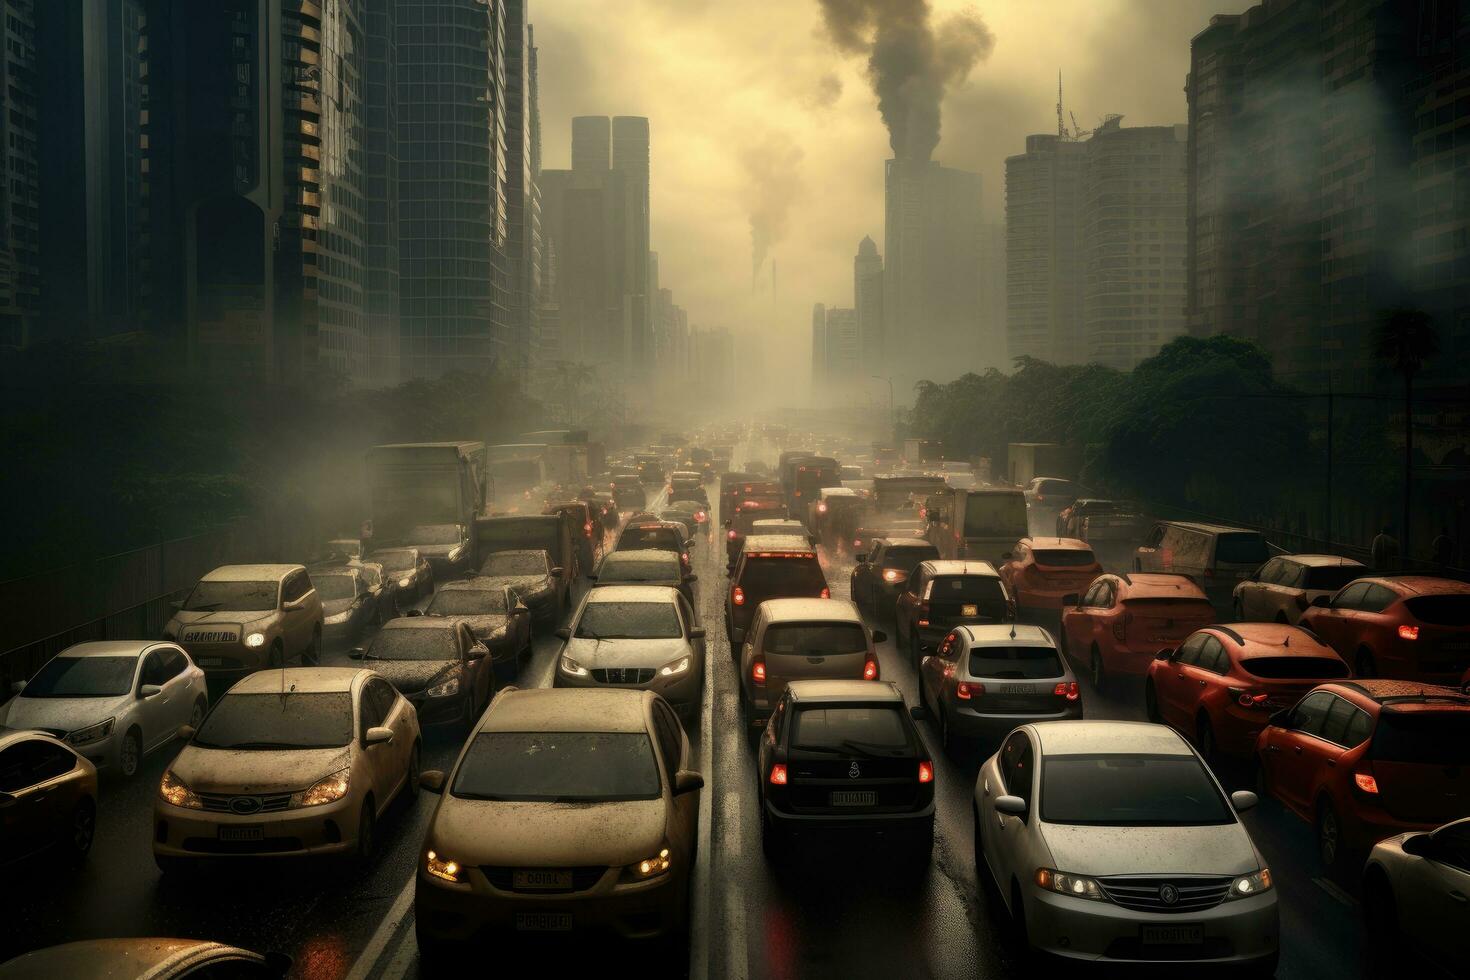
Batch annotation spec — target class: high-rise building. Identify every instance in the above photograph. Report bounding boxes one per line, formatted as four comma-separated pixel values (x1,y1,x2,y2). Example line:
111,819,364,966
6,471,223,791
0,1,41,349
363,0,401,386
612,116,651,369
810,302,827,391
1005,134,1085,365
571,116,610,174
853,236,883,371
503,0,538,373
810,303,860,403
977,221,1008,369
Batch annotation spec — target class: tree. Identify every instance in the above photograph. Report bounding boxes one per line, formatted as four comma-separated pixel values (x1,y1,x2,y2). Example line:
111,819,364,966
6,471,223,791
1372,307,1440,557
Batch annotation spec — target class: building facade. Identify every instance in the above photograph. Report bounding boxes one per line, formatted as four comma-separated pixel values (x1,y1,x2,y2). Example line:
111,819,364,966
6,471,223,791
1005,134,1085,365
853,235,883,371
0,0,38,350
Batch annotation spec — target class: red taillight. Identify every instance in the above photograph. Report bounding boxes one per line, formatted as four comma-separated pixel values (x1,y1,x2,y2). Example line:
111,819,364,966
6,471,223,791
1398,624,1419,641
956,681,981,700
752,656,766,685
1230,687,1270,709
917,619,930,627
917,761,934,783
1054,681,1080,702
584,522,593,533
853,538,862,548
769,763,787,785
728,529,738,540
817,502,828,514
863,659,879,680
696,511,707,522
1354,768,1379,795
939,632,957,656
819,587,830,599
733,586,745,606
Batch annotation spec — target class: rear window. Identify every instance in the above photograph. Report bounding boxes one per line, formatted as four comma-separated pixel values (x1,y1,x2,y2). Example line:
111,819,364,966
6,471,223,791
452,732,661,802
1034,549,1096,567
928,576,1008,612
963,494,1028,538
791,707,909,754
1303,565,1365,591
1369,710,1470,765
618,527,681,551
1214,532,1269,565
1036,480,1076,495
1240,656,1350,680
1404,595,1470,626
1041,754,1233,826
598,554,679,582
881,546,939,568
763,623,867,655
966,645,1063,679
426,589,508,616
740,557,827,596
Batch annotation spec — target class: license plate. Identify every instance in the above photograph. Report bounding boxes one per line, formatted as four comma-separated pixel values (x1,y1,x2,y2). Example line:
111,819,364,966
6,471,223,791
1141,924,1203,945
961,604,978,617
830,791,877,806
198,658,223,667
515,912,573,932
1441,641,1470,652
219,825,263,841
513,869,573,890
999,684,1034,694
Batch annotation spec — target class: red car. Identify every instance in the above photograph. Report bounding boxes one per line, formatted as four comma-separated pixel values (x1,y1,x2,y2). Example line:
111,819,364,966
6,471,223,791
997,537,1102,612
1145,623,1351,765
1298,576,1470,683
1060,572,1217,690
1255,679,1470,872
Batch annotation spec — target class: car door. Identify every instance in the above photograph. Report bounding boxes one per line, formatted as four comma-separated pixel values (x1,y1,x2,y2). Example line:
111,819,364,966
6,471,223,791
376,678,415,794
1158,633,1208,726
0,740,44,862
356,681,393,810
1087,579,1116,659
1310,582,1369,654
896,567,924,644
1354,584,1401,672
859,544,882,605
1181,635,1230,726
991,730,1037,900
155,648,196,749
136,650,175,750
652,702,695,867
461,622,491,713
280,571,310,654
1263,691,1335,815
1136,524,1165,571
1396,826,1470,966
1240,559,1280,621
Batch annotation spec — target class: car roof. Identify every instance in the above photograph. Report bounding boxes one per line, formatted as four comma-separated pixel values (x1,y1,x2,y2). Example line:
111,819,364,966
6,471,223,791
1280,554,1364,568
877,537,934,549
56,640,176,658
0,939,261,976
760,597,862,623
1032,720,1193,757
1373,576,1470,596
1328,679,1470,707
480,687,651,733
742,534,814,553
228,667,365,694
1115,572,1207,598
1203,623,1338,658
1021,537,1090,550
601,549,678,563
1156,521,1261,536
917,560,999,577
785,679,904,704
583,585,681,603
201,564,300,582
960,624,1055,647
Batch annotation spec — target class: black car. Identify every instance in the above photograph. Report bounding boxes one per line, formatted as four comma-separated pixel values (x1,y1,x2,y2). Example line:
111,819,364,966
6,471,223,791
616,519,694,576
756,679,934,863
592,548,697,609
476,549,563,627
420,580,532,680
350,618,494,731
893,560,1015,666
369,546,435,603
308,563,390,646
668,487,710,509
850,538,940,616
725,535,828,645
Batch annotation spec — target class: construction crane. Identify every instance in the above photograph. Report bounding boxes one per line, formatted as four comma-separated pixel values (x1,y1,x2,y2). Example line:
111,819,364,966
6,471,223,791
1056,72,1091,141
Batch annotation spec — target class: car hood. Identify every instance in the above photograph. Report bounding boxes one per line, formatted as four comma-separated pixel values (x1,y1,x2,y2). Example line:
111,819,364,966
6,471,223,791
364,659,459,694
456,616,509,638
1039,822,1259,878
563,637,691,668
429,797,667,867
170,610,266,628
5,694,132,735
171,744,351,795
481,574,550,592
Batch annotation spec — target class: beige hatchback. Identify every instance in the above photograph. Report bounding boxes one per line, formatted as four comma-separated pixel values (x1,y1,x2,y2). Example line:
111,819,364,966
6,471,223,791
153,667,420,873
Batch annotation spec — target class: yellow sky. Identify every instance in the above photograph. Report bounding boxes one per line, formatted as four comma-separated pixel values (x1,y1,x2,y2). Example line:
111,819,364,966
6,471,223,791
533,0,1252,374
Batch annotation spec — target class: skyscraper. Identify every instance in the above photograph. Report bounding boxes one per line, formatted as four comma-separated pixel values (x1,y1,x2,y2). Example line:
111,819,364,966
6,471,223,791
504,0,538,373
363,0,401,385
612,116,651,369
853,236,883,371
811,302,827,392
1005,134,1085,365
571,116,610,174
0,0,39,350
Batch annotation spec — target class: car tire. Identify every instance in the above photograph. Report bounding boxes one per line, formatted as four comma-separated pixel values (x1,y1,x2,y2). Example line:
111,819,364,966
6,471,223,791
188,696,207,732
1197,714,1218,767
303,627,322,666
1090,647,1105,693
1356,648,1377,678
1144,680,1161,722
1316,798,1343,873
405,742,422,801
118,727,142,778
65,797,95,865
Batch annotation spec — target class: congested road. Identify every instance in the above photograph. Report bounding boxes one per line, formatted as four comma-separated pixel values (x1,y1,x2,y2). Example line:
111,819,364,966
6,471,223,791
0,434,1377,979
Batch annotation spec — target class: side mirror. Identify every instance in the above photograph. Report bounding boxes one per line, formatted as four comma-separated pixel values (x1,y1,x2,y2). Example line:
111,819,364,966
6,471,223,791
872,630,888,644
689,627,707,639
348,647,366,660
555,627,571,640
10,681,24,695
1310,595,1331,608
419,769,447,794
1062,593,1079,608
674,769,705,795
364,726,394,746
176,724,196,741
856,553,868,564
467,644,489,660
406,609,424,617
1230,790,1258,812
283,597,306,611
1268,709,1294,730
139,684,163,699
995,795,1028,817
551,567,565,577
910,705,929,721
1154,648,1174,662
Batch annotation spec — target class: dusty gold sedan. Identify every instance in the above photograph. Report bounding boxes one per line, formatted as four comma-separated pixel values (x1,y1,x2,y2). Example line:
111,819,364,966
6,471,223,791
0,938,286,978
414,688,702,959
152,667,420,873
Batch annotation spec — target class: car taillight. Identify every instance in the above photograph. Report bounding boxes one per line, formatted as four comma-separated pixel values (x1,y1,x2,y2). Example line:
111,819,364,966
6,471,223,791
819,587,830,599
863,658,878,680
1353,765,1379,795
733,586,745,606
956,681,980,700
696,511,707,522
584,522,593,533
752,656,766,685
853,538,862,548
1398,624,1419,641
817,502,828,513
883,569,903,583
769,763,787,785
1053,681,1080,702
917,618,930,627
917,761,934,783
1229,686,1271,709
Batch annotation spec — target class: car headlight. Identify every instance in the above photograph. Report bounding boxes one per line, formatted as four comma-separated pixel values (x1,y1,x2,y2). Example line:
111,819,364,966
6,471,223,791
243,632,266,648
659,655,690,677
1227,868,1273,899
159,769,203,809
399,577,413,588
291,767,351,808
67,717,116,747
426,674,461,698
626,847,672,880
560,655,589,677
1035,868,1108,902
425,849,464,883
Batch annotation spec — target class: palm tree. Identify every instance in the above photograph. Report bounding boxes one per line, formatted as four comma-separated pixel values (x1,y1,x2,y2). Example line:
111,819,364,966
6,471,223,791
1372,308,1439,558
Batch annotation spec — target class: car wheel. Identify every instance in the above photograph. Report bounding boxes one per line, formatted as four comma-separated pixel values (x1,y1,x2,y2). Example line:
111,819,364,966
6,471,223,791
65,798,95,865
1356,648,1377,678
354,799,377,868
404,742,421,800
119,727,142,778
1090,647,1105,692
188,696,207,731
1197,715,1218,767
1317,798,1342,873
760,806,784,861
1144,680,1161,722
303,627,322,666
268,642,284,669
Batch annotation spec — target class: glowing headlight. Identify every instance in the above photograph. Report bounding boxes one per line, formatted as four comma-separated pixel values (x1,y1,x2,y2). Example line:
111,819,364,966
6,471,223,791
292,768,350,807
243,632,266,648
67,717,115,747
426,849,463,882
398,578,413,588
159,769,203,809
1228,868,1273,899
426,674,461,698
560,655,589,677
659,656,690,677
628,847,672,880
1035,868,1108,902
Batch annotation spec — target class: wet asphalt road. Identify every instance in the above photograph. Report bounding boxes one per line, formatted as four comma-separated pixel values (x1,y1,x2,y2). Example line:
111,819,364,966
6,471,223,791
0,437,1374,978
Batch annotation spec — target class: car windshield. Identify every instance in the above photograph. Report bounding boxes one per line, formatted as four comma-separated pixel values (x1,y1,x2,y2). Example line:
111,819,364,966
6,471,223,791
427,589,508,616
1034,549,1096,567
598,555,679,582
193,692,353,750
740,557,827,596
882,547,938,569
966,646,1062,679
406,525,462,545
1041,754,1233,826
1368,710,1470,765
374,550,417,573
183,580,278,612
451,732,662,801
619,527,681,551
480,553,546,576
763,623,867,655
315,574,358,601
1215,533,1269,565
791,707,909,755
1303,565,1365,591
576,601,682,639
365,628,460,661
24,656,136,698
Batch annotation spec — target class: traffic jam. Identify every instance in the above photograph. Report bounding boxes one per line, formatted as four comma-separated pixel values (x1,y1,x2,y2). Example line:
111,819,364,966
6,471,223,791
2,429,1467,978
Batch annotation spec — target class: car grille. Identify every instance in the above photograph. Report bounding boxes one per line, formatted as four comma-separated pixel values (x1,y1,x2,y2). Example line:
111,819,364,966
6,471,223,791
590,667,656,685
1096,874,1233,914
182,836,303,854
480,866,608,893
197,792,294,814
182,630,240,644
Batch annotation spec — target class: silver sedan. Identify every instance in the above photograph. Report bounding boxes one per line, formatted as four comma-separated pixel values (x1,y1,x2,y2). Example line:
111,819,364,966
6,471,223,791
1362,816,1468,974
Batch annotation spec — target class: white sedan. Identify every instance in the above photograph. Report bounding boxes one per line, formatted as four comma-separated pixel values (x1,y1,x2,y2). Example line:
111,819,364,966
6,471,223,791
972,720,1278,972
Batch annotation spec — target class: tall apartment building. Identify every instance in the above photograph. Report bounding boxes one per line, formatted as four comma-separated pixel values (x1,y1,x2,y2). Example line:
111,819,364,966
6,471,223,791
853,235,883,371
612,117,651,368
503,0,538,373
362,0,401,385
0,1,40,349
691,325,734,405
810,302,827,391
1005,135,1085,365
1080,118,1189,369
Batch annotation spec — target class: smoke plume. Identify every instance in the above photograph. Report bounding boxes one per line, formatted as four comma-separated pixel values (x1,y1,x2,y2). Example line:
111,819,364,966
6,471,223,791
817,0,995,161
741,131,805,285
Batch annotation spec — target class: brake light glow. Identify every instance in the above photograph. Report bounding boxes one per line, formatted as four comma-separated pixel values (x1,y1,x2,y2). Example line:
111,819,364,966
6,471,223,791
1230,687,1270,708
917,619,930,627
769,764,787,785
733,586,745,606
956,681,979,700
1398,624,1419,641
1053,681,1080,701
752,657,766,685
883,569,901,583
728,529,738,540
820,587,830,599
696,511,708,522
917,761,934,783
1353,769,1380,795
853,539,862,548
863,659,878,680
817,502,828,514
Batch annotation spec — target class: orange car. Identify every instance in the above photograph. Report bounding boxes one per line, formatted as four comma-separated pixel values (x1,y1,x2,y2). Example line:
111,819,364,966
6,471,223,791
1059,572,1216,690
1144,623,1351,765
1298,576,1470,683
1255,680,1470,871
997,537,1102,613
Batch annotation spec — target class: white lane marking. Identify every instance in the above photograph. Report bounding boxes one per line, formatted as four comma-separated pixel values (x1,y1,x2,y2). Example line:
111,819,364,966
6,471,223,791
344,874,416,980
719,791,749,980
1312,876,1357,907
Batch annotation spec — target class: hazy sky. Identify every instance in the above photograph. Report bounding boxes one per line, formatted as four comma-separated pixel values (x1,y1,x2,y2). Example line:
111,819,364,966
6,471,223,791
533,0,1252,373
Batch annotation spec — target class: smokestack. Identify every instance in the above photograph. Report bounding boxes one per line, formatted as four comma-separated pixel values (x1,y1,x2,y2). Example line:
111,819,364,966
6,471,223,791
817,0,995,161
